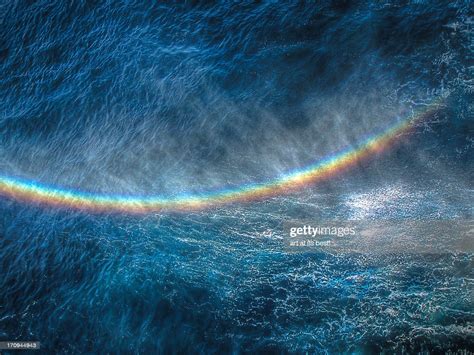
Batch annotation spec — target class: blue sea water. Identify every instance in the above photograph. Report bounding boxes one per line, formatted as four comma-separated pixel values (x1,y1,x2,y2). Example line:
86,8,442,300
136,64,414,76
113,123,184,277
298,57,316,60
0,1,473,353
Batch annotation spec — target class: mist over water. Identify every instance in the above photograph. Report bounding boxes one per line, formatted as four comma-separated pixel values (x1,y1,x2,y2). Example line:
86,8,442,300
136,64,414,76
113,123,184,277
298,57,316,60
0,1,472,353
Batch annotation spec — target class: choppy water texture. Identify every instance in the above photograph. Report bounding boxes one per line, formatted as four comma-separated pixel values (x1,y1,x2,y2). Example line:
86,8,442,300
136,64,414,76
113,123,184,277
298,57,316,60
0,1,473,353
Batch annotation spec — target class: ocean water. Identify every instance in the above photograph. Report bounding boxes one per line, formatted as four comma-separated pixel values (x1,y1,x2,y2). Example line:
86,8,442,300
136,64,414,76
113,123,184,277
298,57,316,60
0,1,473,353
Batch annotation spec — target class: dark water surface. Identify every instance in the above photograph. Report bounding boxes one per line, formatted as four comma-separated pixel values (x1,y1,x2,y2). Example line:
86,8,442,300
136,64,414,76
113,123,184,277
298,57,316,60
0,1,472,353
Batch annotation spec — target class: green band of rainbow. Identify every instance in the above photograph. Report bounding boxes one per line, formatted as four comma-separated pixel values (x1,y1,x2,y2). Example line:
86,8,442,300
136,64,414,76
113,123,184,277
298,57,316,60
0,100,442,213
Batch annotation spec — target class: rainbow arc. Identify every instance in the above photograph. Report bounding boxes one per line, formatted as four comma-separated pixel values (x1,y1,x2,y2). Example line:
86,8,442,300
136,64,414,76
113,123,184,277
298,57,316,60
0,100,442,213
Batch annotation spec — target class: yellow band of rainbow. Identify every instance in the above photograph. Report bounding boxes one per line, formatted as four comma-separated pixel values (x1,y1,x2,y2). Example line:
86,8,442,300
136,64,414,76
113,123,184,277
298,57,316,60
0,100,442,213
